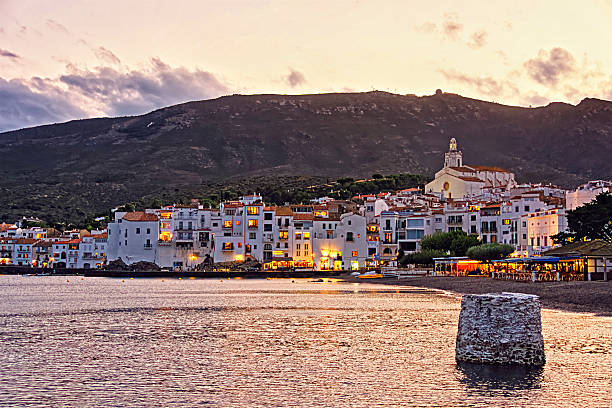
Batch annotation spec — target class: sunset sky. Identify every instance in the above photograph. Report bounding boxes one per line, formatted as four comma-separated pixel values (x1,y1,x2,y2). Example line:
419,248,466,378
1,0,612,131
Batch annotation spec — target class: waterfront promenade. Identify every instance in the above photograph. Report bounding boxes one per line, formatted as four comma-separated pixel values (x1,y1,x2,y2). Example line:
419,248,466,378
350,275,612,316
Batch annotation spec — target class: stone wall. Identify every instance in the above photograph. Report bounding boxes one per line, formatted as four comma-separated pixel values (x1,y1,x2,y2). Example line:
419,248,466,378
456,292,545,366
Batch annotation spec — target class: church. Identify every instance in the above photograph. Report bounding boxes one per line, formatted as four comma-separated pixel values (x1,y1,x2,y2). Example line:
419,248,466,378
425,138,517,199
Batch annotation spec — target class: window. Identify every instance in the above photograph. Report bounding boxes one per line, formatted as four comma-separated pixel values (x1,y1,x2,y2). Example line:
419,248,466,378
264,213,273,220
264,224,272,231
236,220,241,226
352,251,357,257
385,232,392,243
296,251,301,256
348,220,352,226
223,221,232,228
296,244,301,250
503,219,511,225
295,233,302,240
303,232,310,239
222,242,233,250
246,245,251,253
406,219,424,227
525,206,530,212
304,244,309,250
248,219,258,228
146,228,151,234
247,206,260,215
406,230,424,239
279,231,288,240
471,215,476,221
136,228,141,234
326,230,334,239
346,232,354,242
523,234,527,239
249,232,257,240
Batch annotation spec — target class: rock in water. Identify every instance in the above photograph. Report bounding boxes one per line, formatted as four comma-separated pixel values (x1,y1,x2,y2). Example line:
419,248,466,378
456,293,545,366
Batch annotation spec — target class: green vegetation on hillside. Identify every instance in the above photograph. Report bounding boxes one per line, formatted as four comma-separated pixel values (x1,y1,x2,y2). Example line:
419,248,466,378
0,173,429,230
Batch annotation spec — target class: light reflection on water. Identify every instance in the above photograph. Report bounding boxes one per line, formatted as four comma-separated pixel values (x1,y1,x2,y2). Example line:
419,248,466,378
0,276,610,407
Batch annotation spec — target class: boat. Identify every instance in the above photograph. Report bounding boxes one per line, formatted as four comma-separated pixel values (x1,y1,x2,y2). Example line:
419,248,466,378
357,271,383,279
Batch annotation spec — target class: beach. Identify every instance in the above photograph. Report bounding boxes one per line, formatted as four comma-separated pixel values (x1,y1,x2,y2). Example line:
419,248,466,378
344,275,612,316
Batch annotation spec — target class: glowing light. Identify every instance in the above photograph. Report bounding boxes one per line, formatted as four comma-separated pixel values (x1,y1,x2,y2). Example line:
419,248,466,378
235,254,243,261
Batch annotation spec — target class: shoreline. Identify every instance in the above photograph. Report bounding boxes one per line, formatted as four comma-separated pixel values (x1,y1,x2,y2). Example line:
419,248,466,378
342,275,612,316
3,266,611,316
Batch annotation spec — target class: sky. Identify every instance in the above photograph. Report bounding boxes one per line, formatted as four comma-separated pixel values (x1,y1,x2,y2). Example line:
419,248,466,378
1,0,612,132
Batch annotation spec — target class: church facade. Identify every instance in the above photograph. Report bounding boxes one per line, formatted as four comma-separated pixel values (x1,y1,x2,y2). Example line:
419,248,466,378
425,138,517,199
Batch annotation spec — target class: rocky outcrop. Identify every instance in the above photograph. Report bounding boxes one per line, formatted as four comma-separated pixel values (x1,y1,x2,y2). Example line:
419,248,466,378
456,293,545,366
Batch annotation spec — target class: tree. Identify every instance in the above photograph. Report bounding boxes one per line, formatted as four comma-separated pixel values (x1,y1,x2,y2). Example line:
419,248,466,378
400,249,448,266
553,192,612,244
420,231,480,256
372,173,384,179
466,243,514,262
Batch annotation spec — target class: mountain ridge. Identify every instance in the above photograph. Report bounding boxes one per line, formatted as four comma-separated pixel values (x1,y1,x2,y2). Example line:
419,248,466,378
1,91,611,224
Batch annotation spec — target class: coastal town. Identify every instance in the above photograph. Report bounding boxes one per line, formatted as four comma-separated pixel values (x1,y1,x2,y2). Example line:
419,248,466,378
1,138,611,277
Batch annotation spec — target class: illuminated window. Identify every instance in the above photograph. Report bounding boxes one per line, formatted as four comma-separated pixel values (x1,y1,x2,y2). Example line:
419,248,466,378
357,234,360,238
303,232,310,239
236,220,241,226
222,242,233,250
248,219,258,228
223,221,232,228
503,219,511,225
279,231,288,240
385,232,392,243
246,245,251,253
247,206,260,215
160,212,172,219
352,251,357,257
314,210,328,217
159,232,172,241
295,233,302,240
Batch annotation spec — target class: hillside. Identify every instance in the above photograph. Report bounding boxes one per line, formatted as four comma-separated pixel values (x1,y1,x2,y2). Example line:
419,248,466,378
1,91,611,224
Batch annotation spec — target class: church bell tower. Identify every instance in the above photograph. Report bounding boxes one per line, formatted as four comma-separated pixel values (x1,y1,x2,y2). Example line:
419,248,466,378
444,138,463,168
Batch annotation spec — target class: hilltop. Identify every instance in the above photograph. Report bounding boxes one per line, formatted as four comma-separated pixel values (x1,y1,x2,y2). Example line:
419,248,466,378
1,91,611,224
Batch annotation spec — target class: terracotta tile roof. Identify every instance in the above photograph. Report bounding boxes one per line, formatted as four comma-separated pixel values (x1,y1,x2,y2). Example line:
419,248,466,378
263,206,276,211
293,213,313,221
122,212,159,222
470,165,512,173
223,202,243,208
0,223,16,232
15,238,38,245
455,175,485,183
314,214,341,221
34,241,53,247
275,207,294,216
543,240,612,257
94,233,108,239
449,166,476,173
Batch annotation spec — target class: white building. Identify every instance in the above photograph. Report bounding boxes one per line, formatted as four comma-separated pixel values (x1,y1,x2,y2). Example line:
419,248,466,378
566,180,612,210
425,138,517,199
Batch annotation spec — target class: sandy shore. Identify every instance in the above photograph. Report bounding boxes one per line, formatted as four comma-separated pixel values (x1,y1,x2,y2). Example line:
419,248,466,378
343,275,612,316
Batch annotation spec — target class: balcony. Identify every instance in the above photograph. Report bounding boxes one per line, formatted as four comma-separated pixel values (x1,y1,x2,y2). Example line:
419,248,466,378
158,240,173,246
144,244,153,250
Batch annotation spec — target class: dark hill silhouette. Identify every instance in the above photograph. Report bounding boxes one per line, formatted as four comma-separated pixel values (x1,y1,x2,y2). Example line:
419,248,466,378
1,91,611,224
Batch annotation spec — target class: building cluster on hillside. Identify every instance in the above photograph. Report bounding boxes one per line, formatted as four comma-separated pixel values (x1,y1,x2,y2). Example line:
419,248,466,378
1,138,610,271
